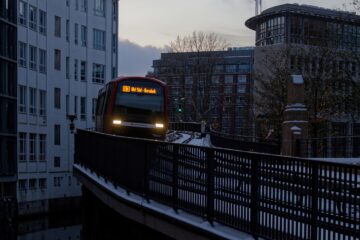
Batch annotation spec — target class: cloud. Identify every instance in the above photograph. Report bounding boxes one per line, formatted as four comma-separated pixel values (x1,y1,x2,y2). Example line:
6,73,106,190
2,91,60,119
118,39,164,76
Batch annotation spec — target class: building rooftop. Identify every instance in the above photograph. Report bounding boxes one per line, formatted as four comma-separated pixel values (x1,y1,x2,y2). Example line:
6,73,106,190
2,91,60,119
246,3,360,30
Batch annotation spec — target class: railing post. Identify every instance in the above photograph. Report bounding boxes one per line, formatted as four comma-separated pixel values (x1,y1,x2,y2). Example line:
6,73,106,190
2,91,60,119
144,142,150,202
311,162,319,240
172,144,179,212
251,157,259,238
207,148,214,225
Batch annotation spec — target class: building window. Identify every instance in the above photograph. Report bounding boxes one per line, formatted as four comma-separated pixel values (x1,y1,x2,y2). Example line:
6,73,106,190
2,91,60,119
66,20,69,42
54,88,61,109
112,67,116,79
74,23,78,45
75,0,79,10
74,59,78,80
92,63,105,84
66,57,70,79
19,1,27,26
54,177,62,187
54,49,61,70
54,125,60,145
39,49,46,73
81,25,87,46
112,0,117,20
19,180,27,191
66,95,69,115
29,45,37,71
224,75,233,84
94,0,105,16
39,10,46,34
80,97,86,120
92,98,97,120
29,179,37,189
237,75,247,84
19,133,27,162
39,90,46,117
39,178,46,189
66,0,69,7
19,85,27,113
29,5,37,31
19,42,27,67
74,96,78,117
80,61,86,81
39,134,46,162
237,84,246,93
93,29,105,50
29,87,37,115
54,16,61,37
54,156,60,167
112,34,117,53
29,133,36,161
226,65,236,73
80,0,87,12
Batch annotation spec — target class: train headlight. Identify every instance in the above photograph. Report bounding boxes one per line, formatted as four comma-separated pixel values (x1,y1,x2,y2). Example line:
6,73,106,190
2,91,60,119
155,123,164,128
113,119,122,125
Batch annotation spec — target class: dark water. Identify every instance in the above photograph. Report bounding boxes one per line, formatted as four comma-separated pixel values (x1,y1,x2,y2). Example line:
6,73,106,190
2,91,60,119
1,189,173,240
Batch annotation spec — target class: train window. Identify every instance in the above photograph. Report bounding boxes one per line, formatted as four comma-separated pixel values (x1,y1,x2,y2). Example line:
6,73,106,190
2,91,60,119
113,81,164,122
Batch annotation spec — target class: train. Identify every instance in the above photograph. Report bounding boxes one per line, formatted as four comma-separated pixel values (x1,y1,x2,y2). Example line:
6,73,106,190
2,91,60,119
95,76,168,139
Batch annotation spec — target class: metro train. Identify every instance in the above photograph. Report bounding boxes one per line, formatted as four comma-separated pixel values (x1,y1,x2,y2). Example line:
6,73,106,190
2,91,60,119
95,76,168,139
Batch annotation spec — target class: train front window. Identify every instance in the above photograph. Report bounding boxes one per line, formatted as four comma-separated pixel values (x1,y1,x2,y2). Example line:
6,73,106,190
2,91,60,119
114,81,164,123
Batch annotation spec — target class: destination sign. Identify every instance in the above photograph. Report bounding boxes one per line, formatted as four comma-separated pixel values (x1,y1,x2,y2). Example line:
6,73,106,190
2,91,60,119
122,85,157,95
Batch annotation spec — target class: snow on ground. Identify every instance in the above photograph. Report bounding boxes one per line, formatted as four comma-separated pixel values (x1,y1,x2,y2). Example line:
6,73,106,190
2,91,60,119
172,133,192,144
187,134,211,147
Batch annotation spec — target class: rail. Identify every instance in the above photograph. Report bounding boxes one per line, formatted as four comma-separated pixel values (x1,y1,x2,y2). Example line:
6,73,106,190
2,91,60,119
169,122,202,133
75,129,360,240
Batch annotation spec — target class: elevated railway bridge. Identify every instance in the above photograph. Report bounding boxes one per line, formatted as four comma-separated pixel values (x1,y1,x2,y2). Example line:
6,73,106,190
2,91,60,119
74,123,360,240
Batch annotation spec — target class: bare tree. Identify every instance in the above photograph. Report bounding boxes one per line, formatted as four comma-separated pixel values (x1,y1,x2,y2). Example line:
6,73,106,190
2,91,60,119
253,43,357,141
254,47,290,141
165,31,230,123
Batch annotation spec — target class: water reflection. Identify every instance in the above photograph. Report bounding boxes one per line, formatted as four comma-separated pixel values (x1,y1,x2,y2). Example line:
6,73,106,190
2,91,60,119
1,188,173,240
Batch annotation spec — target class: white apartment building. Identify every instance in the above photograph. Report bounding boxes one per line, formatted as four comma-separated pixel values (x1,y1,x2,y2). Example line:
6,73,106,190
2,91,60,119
17,0,118,215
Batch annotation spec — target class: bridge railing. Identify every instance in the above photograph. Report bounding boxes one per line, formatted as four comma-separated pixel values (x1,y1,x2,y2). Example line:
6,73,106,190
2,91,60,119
75,129,360,240
168,122,202,133
209,128,280,154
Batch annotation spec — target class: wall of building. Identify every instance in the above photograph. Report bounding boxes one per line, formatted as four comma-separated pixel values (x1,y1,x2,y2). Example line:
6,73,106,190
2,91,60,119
0,0,18,221
16,0,118,215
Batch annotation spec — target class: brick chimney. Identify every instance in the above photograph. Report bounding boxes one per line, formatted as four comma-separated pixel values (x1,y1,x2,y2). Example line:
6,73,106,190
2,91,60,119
282,75,308,156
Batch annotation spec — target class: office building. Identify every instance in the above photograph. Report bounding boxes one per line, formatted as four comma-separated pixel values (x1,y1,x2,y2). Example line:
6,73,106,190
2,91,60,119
151,48,254,135
17,0,118,215
0,0,17,221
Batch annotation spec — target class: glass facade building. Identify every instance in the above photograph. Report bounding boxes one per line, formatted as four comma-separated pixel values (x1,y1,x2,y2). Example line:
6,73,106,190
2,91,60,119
0,0,17,221
246,4,360,51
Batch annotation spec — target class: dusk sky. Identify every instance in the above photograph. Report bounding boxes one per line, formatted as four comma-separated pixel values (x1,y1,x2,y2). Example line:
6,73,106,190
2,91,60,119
118,0,349,76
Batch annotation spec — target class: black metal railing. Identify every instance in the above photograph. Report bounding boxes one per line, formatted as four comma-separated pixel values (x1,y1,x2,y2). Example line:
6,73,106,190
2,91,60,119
169,122,202,133
210,129,280,155
75,129,360,240
296,136,360,158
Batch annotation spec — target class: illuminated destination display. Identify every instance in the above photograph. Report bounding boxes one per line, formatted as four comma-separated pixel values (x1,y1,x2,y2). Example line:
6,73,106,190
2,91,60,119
122,85,157,94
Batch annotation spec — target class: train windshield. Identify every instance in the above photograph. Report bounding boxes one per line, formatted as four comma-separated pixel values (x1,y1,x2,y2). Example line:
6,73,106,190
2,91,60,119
114,80,164,123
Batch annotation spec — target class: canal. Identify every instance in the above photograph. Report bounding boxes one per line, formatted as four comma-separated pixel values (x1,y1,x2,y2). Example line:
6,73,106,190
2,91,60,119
1,189,173,240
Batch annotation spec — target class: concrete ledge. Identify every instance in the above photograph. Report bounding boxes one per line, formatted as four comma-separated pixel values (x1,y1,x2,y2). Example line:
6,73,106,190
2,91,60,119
73,164,254,240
